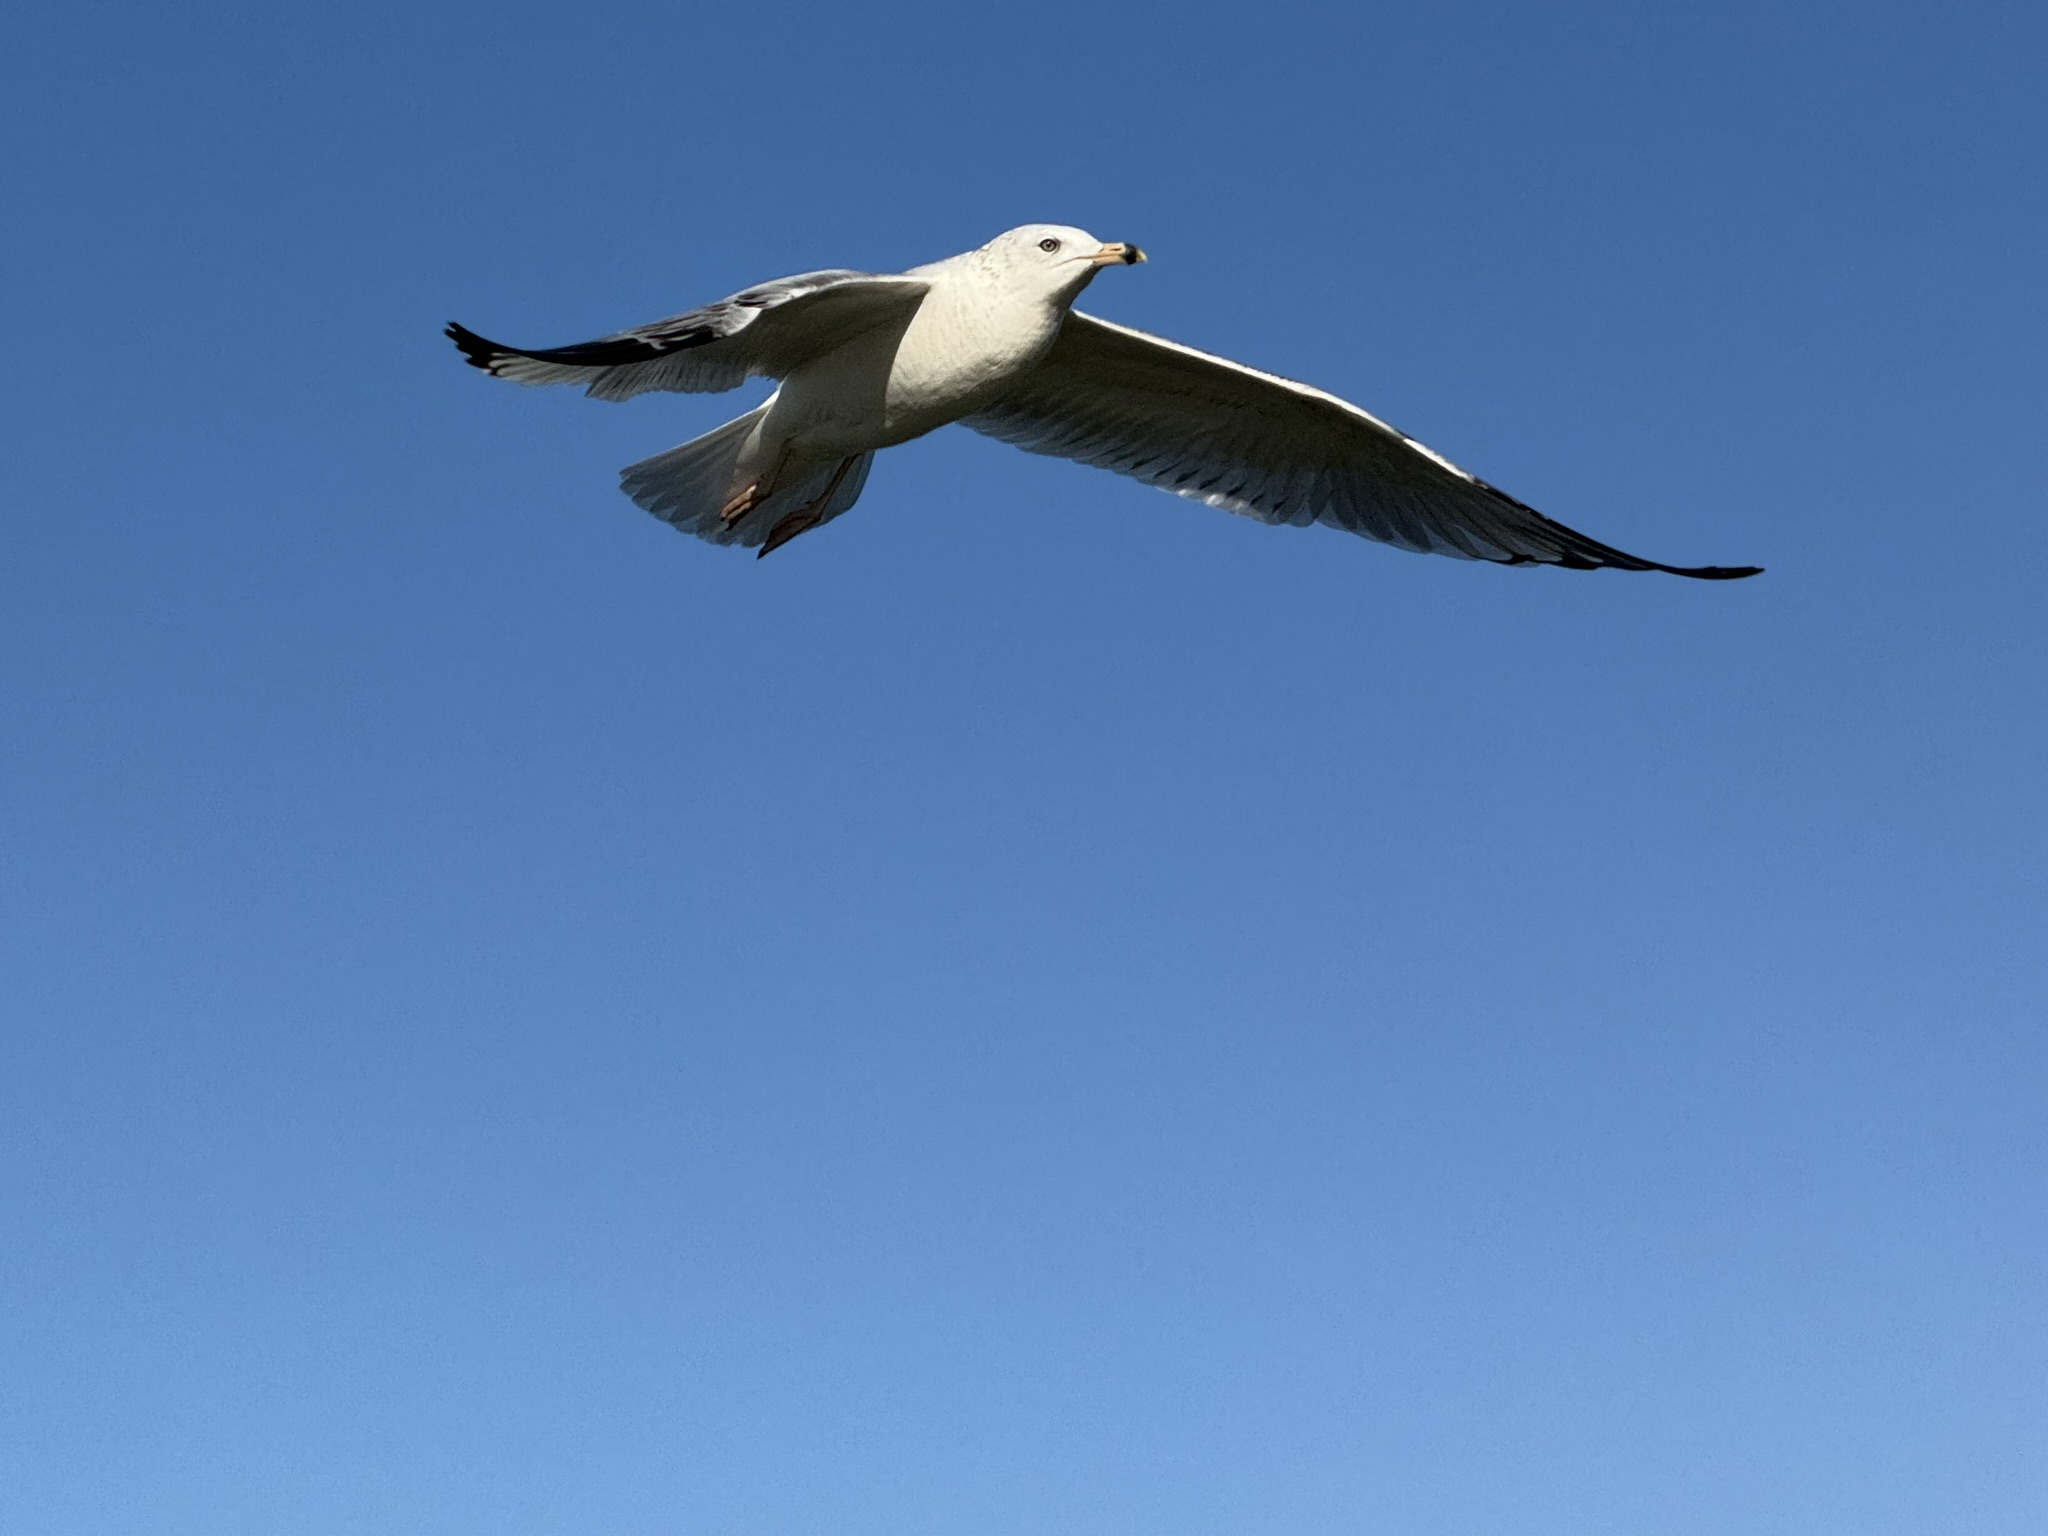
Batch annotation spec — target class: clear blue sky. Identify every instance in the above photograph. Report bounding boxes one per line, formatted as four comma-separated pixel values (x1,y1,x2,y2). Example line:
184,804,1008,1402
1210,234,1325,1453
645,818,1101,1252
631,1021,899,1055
4,2,2044,1532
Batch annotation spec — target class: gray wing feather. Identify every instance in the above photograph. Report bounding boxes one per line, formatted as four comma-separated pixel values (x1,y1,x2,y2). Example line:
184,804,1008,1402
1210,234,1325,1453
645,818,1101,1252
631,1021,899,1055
448,271,930,401
963,312,1760,578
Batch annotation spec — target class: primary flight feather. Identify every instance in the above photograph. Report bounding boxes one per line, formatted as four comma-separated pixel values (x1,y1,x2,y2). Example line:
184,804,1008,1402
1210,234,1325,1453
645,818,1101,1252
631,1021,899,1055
447,225,1759,575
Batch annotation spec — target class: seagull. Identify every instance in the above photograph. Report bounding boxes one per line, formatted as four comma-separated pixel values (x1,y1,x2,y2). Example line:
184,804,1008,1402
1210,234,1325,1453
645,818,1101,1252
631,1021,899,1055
447,225,1759,575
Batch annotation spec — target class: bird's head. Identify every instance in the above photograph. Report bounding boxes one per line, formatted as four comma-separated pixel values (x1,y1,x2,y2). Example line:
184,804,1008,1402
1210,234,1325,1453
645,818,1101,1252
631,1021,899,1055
983,225,1146,302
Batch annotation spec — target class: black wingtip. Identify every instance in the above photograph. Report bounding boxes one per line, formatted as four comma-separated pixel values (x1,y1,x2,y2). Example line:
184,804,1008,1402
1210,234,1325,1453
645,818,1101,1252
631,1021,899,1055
1661,563,1765,580
445,321,501,371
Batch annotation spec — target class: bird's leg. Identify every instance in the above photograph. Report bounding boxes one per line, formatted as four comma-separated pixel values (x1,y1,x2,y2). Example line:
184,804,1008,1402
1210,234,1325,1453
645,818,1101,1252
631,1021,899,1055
719,483,767,525
758,456,858,559
720,442,793,529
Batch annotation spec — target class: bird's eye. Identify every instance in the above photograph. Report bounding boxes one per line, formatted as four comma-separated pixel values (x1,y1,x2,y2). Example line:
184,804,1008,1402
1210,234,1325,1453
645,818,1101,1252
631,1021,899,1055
1038,237,1061,253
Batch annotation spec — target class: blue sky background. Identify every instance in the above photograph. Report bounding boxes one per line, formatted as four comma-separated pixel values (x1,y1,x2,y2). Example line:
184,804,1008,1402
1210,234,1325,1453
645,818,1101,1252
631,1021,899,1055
4,2,2044,1532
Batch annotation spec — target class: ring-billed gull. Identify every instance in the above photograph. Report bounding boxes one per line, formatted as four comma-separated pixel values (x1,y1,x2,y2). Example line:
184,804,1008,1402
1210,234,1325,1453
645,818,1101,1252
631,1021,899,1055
448,225,1759,575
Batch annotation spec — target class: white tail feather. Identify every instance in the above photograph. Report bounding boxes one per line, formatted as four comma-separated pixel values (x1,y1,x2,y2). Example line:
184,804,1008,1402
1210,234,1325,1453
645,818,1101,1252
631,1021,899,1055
619,409,872,549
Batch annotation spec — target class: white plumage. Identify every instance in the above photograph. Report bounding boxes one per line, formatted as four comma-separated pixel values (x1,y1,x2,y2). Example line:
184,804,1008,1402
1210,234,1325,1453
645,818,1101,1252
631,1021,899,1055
449,225,1758,576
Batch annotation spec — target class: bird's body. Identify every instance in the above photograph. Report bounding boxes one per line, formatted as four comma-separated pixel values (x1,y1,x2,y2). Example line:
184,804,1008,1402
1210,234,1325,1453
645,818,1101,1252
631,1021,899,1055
877,244,1076,429
448,225,1759,576
762,245,1062,458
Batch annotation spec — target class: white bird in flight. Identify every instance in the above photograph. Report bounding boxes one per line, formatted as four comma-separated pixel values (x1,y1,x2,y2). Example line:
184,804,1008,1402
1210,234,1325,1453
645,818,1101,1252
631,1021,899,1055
448,225,1759,576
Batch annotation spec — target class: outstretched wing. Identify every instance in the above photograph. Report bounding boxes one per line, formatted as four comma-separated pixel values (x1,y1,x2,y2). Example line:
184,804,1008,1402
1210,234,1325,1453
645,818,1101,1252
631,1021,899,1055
447,271,931,401
962,311,1760,578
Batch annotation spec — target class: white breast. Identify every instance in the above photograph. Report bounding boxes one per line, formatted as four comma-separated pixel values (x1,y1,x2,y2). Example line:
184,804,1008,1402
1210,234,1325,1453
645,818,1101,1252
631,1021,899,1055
764,258,1065,458
883,262,1065,434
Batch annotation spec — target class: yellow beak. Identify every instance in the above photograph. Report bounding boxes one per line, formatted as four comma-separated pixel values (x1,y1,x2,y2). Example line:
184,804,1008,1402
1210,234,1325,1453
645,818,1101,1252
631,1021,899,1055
1092,242,1147,266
